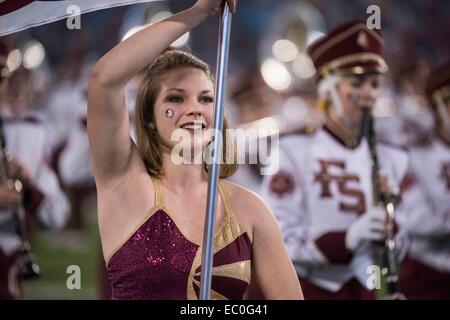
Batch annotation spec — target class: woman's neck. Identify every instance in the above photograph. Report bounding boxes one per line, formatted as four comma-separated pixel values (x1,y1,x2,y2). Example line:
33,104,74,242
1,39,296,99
160,150,208,192
326,106,361,143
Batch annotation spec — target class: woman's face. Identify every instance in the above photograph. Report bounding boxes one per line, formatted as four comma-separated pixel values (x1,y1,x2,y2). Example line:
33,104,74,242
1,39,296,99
336,74,383,125
153,67,215,154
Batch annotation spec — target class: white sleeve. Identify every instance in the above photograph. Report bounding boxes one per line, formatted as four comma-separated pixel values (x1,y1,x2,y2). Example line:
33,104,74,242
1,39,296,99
260,144,328,267
58,122,94,187
33,162,70,230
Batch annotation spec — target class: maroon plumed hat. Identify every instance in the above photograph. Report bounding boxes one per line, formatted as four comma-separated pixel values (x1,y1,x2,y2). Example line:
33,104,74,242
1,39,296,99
307,21,388,78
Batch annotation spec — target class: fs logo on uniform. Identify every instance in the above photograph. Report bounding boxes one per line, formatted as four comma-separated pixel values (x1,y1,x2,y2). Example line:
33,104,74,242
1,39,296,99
314,159,366,215
0,0,159,36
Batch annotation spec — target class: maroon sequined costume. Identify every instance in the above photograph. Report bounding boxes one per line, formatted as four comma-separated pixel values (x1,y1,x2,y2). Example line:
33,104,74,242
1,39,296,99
106,178,252,300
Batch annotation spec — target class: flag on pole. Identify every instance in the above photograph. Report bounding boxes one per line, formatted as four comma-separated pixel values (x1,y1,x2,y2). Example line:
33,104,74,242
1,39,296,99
0,0,161,36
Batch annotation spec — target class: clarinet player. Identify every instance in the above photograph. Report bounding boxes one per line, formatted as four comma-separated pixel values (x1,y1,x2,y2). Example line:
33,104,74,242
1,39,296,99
260,21,424,300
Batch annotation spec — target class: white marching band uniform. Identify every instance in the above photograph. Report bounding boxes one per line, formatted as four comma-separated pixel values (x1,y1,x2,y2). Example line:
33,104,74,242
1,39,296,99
403,137,450,273
0,112,70,298
0,113,70,241
260,126,419,293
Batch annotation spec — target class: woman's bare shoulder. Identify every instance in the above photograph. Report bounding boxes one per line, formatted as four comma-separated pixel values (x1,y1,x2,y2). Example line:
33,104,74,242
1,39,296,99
95,142,148,190
221,180,272,222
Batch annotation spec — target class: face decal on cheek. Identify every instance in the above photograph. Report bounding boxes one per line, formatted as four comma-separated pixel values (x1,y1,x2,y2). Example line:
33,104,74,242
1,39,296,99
164,108,175,119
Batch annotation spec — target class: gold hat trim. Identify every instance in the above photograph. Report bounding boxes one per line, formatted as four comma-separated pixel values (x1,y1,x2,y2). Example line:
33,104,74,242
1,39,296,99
319,52,388,77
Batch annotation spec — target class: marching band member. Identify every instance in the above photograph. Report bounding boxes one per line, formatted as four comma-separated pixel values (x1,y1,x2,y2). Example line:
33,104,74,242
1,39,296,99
399,62,450,300
261,21,417,300
0,43,70,299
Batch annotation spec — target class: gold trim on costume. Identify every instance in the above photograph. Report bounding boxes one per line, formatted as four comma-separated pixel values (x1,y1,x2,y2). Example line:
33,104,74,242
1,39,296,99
152,177,165,208
104,177,164,266
191,277,228,300
103,175,252,299
186,181,251,300
195,260,251,284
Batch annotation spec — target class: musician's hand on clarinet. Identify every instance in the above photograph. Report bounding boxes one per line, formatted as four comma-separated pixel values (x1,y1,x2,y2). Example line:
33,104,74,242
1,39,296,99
194,0,237,16
345,206,387,251
0,185,21,209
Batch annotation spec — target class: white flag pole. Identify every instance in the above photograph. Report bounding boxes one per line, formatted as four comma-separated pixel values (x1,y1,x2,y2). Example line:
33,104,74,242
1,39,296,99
199,3,233,300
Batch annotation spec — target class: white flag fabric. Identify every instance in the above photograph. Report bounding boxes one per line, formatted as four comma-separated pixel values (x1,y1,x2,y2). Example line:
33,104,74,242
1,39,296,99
0,0,161,36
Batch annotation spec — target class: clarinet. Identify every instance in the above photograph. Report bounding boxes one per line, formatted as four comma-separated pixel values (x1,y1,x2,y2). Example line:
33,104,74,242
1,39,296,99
360,108,402,298
0,117,40,279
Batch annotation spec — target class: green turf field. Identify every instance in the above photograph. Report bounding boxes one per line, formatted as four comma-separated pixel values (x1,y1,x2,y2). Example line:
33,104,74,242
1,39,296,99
24,198,102,300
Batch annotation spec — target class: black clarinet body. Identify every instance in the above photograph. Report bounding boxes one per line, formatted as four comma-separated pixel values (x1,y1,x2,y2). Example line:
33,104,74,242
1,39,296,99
360,109,402,297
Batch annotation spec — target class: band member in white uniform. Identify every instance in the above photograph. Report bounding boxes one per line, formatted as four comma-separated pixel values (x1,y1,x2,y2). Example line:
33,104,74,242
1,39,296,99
399,61,450,300
261,21,420,300
0,43,70,299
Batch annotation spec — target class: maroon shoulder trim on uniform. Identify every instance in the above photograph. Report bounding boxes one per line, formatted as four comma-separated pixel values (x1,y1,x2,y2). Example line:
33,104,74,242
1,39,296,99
323,123,361,150
314,232,353,264
399,170,415,193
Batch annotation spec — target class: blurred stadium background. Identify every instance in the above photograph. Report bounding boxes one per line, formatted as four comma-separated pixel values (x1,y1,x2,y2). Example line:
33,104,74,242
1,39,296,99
1,0,448,299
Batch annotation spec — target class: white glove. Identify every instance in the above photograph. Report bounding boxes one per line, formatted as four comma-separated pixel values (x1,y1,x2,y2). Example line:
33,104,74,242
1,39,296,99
345,206,387,251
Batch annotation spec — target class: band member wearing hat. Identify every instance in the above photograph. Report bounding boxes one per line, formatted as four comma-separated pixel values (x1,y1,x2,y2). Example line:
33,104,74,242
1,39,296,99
261,21,414,299
0,42,70,299
398,62,450,300
87,0,302,300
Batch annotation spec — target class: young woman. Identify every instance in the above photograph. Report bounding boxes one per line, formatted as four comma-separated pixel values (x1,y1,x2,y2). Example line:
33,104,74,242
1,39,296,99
87,0,303,300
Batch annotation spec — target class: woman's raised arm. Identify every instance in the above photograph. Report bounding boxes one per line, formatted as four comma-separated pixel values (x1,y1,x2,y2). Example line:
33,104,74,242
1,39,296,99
87,0,236,183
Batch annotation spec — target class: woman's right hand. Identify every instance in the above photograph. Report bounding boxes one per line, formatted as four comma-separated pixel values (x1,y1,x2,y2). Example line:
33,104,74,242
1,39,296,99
194,0,237,16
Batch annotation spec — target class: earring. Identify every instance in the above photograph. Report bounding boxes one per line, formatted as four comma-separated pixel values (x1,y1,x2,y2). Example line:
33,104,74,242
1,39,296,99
147,122,156,130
